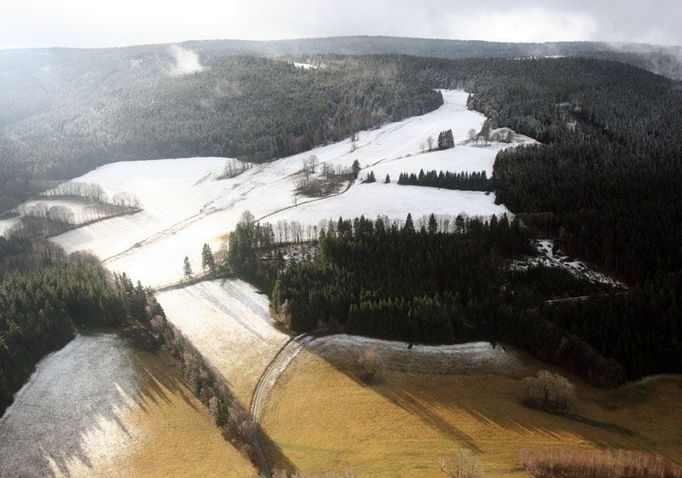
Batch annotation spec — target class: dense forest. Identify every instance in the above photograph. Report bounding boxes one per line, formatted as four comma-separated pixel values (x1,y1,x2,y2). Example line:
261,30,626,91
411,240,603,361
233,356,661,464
376,56,682,382
226,213,632,387
0,231,162,414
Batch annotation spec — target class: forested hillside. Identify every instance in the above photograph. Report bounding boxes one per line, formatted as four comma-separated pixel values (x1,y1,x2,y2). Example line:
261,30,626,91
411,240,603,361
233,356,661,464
0,231,163,414
226,213,630,387
141,36,682,80
376,56,682,380
0,52,440,210
385,56,682,284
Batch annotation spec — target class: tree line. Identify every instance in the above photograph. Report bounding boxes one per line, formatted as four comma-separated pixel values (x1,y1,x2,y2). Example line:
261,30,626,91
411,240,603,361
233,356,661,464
397,169,493,191
225,213,633,387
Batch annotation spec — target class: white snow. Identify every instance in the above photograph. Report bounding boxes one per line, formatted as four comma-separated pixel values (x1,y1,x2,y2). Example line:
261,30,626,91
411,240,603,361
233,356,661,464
366,137,535,181
156,279,289,405
267,182,508,225
293,62,317,70
0,218,19,237
45,89,530,287
511,239,626,289
0,335,139,477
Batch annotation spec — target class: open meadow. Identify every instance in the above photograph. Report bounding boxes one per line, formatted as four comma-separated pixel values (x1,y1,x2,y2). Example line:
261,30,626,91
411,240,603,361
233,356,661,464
262,337,682,477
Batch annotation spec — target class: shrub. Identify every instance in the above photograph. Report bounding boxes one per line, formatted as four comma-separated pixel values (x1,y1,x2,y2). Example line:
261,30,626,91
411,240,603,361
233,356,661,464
358,347,385,384
439,450,485,478
520,447,682,478
522,370,576,412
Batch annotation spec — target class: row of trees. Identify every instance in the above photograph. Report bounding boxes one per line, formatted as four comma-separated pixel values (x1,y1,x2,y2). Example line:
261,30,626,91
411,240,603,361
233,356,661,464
42,182,141,210
397,170,493,191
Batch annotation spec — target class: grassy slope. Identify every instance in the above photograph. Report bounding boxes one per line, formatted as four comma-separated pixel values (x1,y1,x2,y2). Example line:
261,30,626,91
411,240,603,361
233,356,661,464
262,348,682,477
120,349,257,478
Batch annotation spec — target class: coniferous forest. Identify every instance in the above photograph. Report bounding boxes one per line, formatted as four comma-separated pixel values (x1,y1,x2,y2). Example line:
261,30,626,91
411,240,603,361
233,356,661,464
0,232,163,415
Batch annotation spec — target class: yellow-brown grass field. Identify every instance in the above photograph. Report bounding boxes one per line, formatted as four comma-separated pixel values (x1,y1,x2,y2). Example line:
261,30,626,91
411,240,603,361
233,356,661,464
261,345,682,477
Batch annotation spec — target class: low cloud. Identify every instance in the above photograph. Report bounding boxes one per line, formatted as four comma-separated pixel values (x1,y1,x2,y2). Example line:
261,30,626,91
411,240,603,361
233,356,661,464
169,45,203,76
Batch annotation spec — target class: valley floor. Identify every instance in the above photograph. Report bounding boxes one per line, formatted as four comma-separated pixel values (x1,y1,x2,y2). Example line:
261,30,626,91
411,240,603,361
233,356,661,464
262,340,682,477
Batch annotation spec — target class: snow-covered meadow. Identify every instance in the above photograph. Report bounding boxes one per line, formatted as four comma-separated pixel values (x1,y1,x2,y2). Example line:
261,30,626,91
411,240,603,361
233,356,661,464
0,217,19,237
44,89,530,287
156,279,289,405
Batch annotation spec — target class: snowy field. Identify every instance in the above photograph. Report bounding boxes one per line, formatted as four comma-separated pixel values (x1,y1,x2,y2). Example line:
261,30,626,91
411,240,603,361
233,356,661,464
0,217,19,237
0,335,139,477
156,279,289,405
268,182,508,225
0,334,254,477
44,89,531,287
365,137,535,181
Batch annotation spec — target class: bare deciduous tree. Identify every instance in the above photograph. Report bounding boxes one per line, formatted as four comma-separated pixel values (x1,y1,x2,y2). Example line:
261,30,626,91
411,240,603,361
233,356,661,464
522,370,576,412
439,450,485,478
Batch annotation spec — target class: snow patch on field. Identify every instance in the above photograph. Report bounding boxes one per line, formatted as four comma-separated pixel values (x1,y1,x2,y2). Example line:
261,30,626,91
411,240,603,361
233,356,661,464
156,279,289,405
310,334,532,377
511,239,625,289
0,217,19,237
366,137,535,181
293,62,317,70
0,335,138,477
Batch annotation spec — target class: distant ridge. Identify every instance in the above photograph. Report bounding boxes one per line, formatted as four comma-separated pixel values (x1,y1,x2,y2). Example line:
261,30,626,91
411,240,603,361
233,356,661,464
2,35,681,80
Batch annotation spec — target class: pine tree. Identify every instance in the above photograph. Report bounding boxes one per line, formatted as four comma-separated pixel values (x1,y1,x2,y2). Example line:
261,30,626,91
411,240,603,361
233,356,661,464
183,256,193,278
437,129,455,150
351,160,361,179
201,243,215,273
404,213,415,234
384,174,391,184
428,214,438,234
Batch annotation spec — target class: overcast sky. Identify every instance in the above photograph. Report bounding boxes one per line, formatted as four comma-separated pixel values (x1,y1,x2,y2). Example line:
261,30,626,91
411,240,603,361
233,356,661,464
2,0,681,50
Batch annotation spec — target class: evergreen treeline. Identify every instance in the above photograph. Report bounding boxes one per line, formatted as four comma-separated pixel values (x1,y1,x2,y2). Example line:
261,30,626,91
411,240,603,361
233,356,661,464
251,215,629,386
386,55,682,284
397,169,492,191
270,214,532,339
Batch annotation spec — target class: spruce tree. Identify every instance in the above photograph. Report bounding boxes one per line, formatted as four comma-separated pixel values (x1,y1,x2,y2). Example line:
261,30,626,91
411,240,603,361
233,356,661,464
183,256,193,278
201,243,215,273
428,214,438,234
404,213,415,234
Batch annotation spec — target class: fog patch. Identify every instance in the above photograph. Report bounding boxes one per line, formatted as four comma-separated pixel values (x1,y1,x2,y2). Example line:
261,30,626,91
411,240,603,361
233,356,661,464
169,45,203,76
